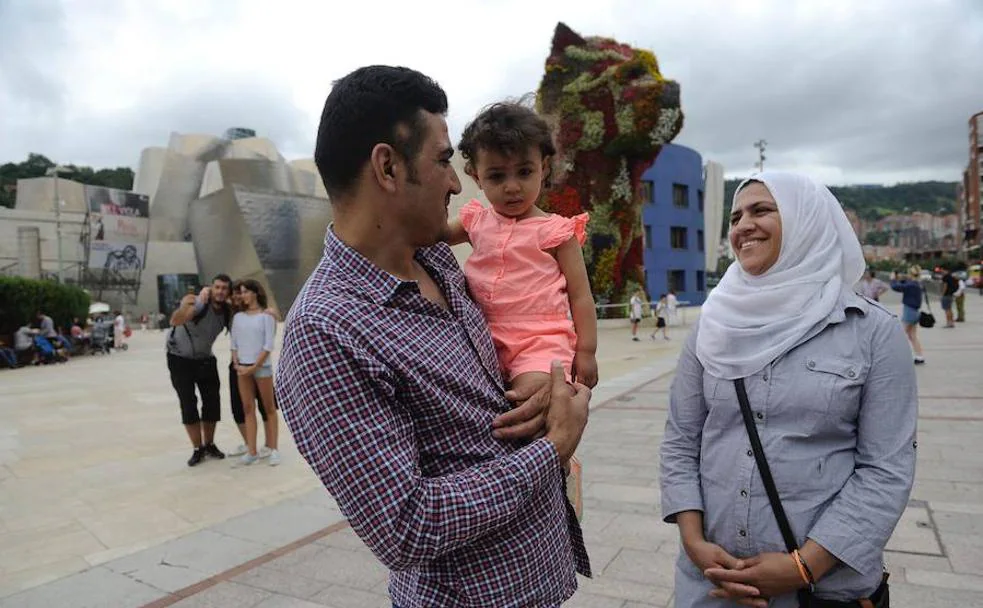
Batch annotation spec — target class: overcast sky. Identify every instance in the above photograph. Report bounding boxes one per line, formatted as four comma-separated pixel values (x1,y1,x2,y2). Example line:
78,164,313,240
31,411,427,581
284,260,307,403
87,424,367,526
1,0,981,185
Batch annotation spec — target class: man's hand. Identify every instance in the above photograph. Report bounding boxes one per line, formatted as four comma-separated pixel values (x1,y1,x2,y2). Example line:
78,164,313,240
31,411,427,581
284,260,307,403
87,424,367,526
198,287,211,306
705,552,805,605
180,294,197,308
572,351,598,388
493,377,552,441
544,360,590,464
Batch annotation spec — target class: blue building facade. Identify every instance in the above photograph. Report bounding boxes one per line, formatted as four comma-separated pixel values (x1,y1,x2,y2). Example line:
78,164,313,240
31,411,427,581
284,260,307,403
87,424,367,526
640,143,707,305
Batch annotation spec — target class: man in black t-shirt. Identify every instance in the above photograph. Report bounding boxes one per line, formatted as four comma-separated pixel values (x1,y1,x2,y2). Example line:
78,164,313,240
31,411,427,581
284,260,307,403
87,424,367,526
941,269,959,328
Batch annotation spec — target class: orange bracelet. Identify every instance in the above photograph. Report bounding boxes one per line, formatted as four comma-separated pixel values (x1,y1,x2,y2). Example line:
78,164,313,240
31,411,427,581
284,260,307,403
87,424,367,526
792,550,816,591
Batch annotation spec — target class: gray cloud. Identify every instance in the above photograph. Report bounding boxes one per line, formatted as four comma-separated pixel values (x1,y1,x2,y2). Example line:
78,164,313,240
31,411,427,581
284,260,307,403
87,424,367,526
1,0,981,186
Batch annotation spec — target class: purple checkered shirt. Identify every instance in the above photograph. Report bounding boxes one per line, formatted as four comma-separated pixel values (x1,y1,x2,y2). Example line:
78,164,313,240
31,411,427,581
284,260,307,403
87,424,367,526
276,229,591,608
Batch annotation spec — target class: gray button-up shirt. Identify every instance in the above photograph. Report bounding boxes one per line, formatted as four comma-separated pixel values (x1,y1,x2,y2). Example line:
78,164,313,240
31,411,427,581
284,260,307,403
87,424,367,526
661,292,917,606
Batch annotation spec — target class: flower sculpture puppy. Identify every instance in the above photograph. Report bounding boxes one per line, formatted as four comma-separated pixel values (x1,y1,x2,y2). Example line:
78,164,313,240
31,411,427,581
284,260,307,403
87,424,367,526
537,22,684,304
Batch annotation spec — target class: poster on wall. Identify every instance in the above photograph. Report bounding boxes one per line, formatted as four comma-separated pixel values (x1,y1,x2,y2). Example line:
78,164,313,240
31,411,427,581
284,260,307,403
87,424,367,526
89,214,149,243
85,185,149,218
88,241,146,274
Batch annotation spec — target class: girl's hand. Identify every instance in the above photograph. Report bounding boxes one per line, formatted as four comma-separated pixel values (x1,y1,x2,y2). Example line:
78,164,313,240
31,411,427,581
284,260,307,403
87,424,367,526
573,351,598,388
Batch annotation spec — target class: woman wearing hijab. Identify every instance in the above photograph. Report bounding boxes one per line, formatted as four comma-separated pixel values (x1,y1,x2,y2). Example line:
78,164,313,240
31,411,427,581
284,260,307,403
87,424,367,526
661,172,916,607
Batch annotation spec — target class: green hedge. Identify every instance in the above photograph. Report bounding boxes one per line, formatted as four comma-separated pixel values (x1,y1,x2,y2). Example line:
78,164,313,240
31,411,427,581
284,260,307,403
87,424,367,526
0,276,91,336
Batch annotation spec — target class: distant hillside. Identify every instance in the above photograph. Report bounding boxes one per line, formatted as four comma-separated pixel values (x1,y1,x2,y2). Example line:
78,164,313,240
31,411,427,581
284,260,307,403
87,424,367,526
719,179,959,237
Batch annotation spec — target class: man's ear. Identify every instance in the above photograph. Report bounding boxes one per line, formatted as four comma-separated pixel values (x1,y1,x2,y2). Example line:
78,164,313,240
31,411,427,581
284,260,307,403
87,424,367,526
369,143,399,193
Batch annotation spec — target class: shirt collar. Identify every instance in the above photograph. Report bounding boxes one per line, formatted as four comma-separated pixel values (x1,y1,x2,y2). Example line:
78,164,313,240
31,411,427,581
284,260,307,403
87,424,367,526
322,226,431,306
827,289,869,324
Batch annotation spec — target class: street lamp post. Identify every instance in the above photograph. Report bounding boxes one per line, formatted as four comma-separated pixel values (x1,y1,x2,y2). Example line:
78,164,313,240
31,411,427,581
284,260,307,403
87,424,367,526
45,165,72,284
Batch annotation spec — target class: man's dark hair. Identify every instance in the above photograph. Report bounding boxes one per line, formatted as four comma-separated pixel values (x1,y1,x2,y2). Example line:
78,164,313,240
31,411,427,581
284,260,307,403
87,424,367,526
314,65,448,200
212,273,232,284
458,101,557,187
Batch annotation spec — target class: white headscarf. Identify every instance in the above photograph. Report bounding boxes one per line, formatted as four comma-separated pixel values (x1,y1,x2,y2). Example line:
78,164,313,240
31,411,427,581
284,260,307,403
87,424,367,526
696,171,866,380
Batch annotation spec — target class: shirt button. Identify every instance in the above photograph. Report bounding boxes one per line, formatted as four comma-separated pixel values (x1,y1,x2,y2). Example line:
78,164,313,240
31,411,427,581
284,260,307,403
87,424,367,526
747,449,753,457
755,412,764,420
740,490,748,498
847,369,857,378
806,360,816,369
762,374,769,381
739,529,747,537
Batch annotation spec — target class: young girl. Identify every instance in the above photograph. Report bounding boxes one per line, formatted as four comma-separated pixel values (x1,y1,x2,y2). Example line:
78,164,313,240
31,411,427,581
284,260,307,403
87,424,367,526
650,293,670,341
230,279,280,466
445,101,598,395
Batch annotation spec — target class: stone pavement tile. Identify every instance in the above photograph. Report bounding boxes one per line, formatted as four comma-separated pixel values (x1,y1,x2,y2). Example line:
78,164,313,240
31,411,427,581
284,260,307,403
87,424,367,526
583,497,662,517
169,581,271,608
103,530,270,593
308,584,392,608
208,501,343,548
887,581,983,608
251,595,329,608
0,521,107,575
933,510,983,536
0,565,165,608
624,602,667,608
312,528,367,552
586,512,676,552
266,546,388,590
903,569,983,592
0,557,92,600
883,550,953,575
939,531,983,577
562,591,626,607
76,503,195,550
931,501,983,515
576,576,673,606
231,565,330,600
585,543,624,575
585,482,660,506
602,549,676,589
884,506,942,555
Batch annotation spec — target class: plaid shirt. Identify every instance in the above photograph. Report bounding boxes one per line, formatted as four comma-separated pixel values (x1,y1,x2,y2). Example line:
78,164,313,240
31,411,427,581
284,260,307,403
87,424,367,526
276,230,590,608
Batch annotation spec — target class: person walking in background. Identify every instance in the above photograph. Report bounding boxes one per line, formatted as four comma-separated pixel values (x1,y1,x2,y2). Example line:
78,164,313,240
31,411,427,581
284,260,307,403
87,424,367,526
666,289,679,326
650,293,670,341
230,279,280,467
227,279,279,462
629,290,644,341
955,275,967,322
891,268,926,364
113,310,127,349
941,268,958,328
858,269,888,301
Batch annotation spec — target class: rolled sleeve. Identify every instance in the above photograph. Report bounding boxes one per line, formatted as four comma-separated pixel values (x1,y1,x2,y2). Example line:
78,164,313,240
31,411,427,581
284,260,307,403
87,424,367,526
262,315,275,353
808,315,918,576
660,327,709,523
276,310,561,571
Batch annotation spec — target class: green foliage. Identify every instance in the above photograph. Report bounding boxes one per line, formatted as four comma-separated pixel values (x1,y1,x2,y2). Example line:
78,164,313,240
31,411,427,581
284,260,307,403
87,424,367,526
720,179,959,238
0,276,90,337
863,230,892,246
0,153,135,209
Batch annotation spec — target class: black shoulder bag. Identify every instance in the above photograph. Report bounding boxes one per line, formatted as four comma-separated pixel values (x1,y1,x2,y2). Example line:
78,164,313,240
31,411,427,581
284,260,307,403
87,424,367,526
734,379,890,608
918,288,935,329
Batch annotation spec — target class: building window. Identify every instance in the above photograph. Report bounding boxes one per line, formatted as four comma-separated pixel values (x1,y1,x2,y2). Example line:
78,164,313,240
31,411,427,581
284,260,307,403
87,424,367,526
668,270,686,293
644,224,652,249
640,180,654,204
698,189,704,212
698,229,705,251
673,184,689,208
670,226,688,249
697,270,705,292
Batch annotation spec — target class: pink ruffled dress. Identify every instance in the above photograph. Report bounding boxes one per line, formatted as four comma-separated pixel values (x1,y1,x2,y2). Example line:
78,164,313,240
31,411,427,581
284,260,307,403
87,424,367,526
459,199,590,380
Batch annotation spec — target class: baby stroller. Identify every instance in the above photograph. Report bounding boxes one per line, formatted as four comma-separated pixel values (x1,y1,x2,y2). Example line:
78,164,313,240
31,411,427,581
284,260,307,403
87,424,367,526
88,322,112,355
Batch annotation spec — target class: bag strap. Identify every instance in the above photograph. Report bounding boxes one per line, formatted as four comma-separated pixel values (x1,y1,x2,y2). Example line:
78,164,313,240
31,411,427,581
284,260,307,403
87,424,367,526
734,378,799,553
921,286,932,313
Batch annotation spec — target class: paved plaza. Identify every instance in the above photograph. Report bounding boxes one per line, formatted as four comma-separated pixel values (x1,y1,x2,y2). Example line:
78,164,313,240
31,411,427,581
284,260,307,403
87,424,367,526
3,293,983,607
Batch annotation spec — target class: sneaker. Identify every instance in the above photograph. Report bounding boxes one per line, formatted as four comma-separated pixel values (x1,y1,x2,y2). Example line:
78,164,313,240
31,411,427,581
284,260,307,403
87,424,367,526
268,450,281,466
258,446,272,459
914,357,926,365
187,448,205,467
229,444,247,457
664,336,671,341
238,453,259,467
203,444,225,460
632,337,640,342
